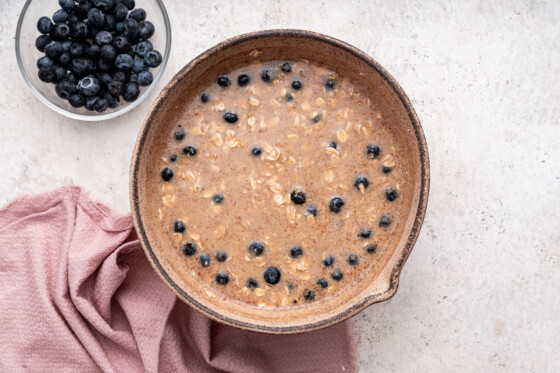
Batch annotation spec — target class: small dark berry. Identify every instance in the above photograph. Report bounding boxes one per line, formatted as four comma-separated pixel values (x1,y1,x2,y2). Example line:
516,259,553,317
67,12,80,25
55,79,75,99
45,41,62,58
246,278,258,289
379,215,392,228
78,76,100,96
84,96,99,111
37,17,53,34
223,112,238,124
348,254,359,266
329,197,345,213
122,82,140,102
261,68,274,82
134,40,153,57
161,167,173,181
113,35,131,52
86,43,101,59
108,80,124,96
68,94,85,108
212,194,224,204
72,58,96,76
144,50,162,67
305,205,317,217
137,71,153,86
66,72,78,84
329,141,337,149
75,2,93,17
93,98,109,113
182,145,197,156
290,246,304,258
366,244,378,254
121,0,135,10
248,241,265,257
98,59,112,72
182,242,197,256
281,62,292,72
264,266,281,285
366,144,381,159
173,220,186,234
69,41,85,57
323,256,334,267
95,31,113,46
200,93,209,103
354,176,369,190
61,40,72,52
290,189,306,205
291,80,302,90
35,35,51,52
169,154,178,162
331,270,344,281
174,129,185,141
385,187,399,202
52,65,67,82
52,9,69,23
113,3,128,21
303,289,315,301
103,14,116,32
105,93,120,108
251,146,262,156
93,0,115,13
87,8,105,28
58,0,75,10
217,75,231,87
382,166,393,174
138,21,155,40
113,70,128,81
325,79,336,90
216,271,229,285
312,114,321,123
215,251,227,262
317,278,329,288
132,58,147,73
359,229,372,239
115,54,134,70
57,52,72,68
237,74,250,87
37,56,54,69
129,8,146,21
50,23,71,41
199,253,211,268
101,44,117,61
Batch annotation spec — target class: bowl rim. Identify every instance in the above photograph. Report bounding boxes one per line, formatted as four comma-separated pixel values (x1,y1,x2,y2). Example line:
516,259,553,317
130,29,430,333
15,0,172,122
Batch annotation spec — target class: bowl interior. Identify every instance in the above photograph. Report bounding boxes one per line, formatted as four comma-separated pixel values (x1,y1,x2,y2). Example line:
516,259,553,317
131,30,429,333
16,0,171,121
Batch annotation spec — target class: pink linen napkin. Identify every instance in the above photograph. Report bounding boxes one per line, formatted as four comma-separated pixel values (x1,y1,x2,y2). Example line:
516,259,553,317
0,186,357,372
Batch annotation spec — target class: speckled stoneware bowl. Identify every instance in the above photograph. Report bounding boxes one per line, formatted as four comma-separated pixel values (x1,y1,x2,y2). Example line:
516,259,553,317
130,30,430,334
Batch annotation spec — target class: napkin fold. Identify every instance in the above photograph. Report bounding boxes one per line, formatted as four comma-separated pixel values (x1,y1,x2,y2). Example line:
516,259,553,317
0,186,356,372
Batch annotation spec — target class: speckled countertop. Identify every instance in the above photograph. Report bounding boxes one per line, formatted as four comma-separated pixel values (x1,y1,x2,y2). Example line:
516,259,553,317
1,1,559,371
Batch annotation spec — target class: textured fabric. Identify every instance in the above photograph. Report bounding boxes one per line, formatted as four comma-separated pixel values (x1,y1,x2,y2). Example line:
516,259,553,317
0,186,356,373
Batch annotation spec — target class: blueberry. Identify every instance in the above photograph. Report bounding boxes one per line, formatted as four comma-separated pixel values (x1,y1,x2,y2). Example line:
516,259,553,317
45,41,62,58
99,72,113,87
261,68,274,82
68,94,85,108
246,278,258,289
251,146,262,156
50,23,71,41
200,93,209,103
169,154,177,162
52,9,69,23
84,96,99,111
215,251,227,262
212,194,224,204
182,145,197,156
366,244,378,254
354,176,369,190
67,12,80,25
93,0,115,12
348,254,359,266
122,82,139,101
290,246,304,258
305,205,317,217
108,80,124,96
61,40,72,52
55,79,75,99
379,215,392,228
174,220,186,233
325,79,336,90
216,271,229,285
123,18,139,39
37,17,52,34
72,58,95,76
290,189,306,205
53,65,67,81
312,114,321,123
87,26,100,40
75,2,93,17
66,72,77,84
329,197,345,213
248,241,264,257
115,22,125,33
223,112,238,124
199,253,211,268
237,74,250,87
58,0,75,10
93,98,108,112
182,242,197,256
113,35,131,52
285,92,293,102
174,129,185,141
95,31,113,46
132,58,147,73
137,71,153,86
264,266,281,285
303,289,315,301
291,80,302,90
161,167,173,181
72,22,91,40
328,141,337,149
86,43,101,59
112,71,128,81
103,14,116,31
78,76,100,96
359,229,372,239
385,187,399,202
69,42,85,57
135,21,154,40
87,8,105,28
38,67,57,83
35,35,51,52
115,54,134,70
113,3,128,21
382,166,393,174
135,40,153,57
281,62,292,72
331,270,344,281
100,45,116,62
37,56,54,69
323,256,334,267
366,144,381,159
121,0,135,10
129,8,146,22
105,93,120,108
129,73,138,83
317,279,328,288
217,75,231,87
144,50,162,68
97,58,112,72
58,53,72,67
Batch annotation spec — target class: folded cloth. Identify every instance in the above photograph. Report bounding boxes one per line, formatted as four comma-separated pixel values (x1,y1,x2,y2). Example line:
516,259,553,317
0,186,356,373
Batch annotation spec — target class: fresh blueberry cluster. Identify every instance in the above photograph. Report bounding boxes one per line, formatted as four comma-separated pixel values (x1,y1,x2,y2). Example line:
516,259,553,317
35,0,162,112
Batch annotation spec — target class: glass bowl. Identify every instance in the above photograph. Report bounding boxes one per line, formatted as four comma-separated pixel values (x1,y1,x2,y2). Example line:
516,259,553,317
15,0,171,121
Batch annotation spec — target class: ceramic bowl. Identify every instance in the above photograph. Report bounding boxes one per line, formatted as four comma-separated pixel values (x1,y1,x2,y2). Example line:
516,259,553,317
130,30,429,334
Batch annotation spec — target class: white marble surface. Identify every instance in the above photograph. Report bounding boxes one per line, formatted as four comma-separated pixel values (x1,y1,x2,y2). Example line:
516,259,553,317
1,0,559,371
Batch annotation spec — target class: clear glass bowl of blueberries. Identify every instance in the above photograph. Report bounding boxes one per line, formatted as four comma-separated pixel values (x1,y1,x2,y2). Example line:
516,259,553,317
16,0,171,121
